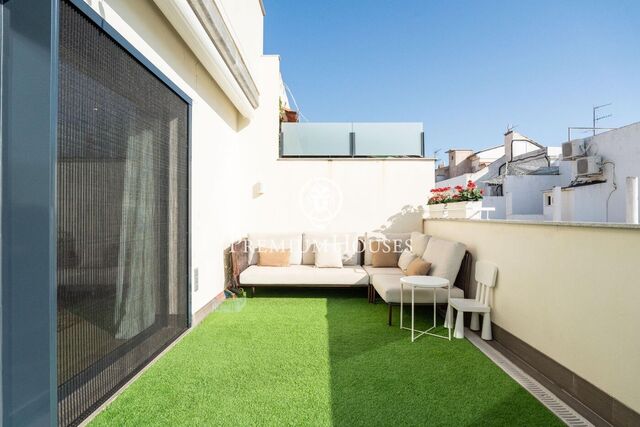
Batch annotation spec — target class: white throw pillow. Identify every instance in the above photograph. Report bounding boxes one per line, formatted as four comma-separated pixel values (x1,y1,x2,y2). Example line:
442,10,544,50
314,243,344,268
397,249,417,273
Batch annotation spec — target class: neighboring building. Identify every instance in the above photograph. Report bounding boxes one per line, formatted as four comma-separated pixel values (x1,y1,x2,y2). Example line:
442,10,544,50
543,121,640,223
435,131,541,182
436,130,560,220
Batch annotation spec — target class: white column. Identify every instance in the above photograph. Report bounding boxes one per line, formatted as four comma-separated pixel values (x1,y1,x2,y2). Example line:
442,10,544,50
626,177,639,224
505,192,513,218
552,186,562,222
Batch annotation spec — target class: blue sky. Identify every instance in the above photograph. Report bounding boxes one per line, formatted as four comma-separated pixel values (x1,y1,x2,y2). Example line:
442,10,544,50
263,0,640,159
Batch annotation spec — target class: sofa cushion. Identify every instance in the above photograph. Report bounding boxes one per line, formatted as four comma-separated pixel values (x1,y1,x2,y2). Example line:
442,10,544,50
410,232,430,257
397,249,417,273
370,240,400,267
406,259,431,276
362,265,403,284
364,232,410,265
302,232,359,266
258,249,290,267
372,274,464,303
248,233,303,265
314,244,343,268
422,237,466,287
239,265,369,286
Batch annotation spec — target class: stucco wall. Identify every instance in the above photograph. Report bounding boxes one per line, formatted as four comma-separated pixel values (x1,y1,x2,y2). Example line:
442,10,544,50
423,218,640,413
252,159,435,234
504,175,562,215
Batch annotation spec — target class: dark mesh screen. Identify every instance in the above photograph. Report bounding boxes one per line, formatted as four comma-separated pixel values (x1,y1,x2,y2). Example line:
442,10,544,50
57,1,189,425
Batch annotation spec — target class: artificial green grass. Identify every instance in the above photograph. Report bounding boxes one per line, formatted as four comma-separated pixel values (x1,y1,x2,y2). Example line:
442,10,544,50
91,289,562,426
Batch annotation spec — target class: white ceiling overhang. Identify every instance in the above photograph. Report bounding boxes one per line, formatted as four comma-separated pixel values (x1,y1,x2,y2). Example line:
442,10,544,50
153,0,260,119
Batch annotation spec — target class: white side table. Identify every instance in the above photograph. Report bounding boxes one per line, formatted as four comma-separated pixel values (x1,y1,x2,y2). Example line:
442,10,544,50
400,276,451,342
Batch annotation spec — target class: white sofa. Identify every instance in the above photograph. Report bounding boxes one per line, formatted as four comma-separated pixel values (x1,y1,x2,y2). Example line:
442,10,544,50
239,232,369,288
371,236,467,325
237,232,469,311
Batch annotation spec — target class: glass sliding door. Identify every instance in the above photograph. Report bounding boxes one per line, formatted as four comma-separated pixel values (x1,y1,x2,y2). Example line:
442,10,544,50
56,1,189,425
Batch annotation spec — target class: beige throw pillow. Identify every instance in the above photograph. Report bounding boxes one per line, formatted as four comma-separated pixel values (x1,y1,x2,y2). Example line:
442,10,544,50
397,249,417,273
405,258,431,276
370,240,399,267
258,248,290,267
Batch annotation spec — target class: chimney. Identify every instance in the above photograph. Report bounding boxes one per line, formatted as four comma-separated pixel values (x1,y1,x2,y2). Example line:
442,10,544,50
504,130,514,161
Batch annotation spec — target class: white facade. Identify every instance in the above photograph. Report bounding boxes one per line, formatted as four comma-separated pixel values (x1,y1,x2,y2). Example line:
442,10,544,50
90,0,435,315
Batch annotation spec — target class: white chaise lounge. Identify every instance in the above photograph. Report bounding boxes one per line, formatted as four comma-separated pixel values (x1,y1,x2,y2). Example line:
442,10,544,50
370,236,468,325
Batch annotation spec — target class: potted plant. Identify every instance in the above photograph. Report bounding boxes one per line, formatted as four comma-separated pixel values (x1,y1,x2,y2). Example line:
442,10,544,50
427,181,484,219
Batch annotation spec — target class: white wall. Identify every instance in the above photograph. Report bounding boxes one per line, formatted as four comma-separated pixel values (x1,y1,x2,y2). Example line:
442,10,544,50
481,196,506,219
436,169,489,189
504,175,562,215
565,122,640,223
252,159,435,234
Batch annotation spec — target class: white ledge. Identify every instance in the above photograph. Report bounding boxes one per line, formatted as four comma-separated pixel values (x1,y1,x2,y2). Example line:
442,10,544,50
424,217,640,230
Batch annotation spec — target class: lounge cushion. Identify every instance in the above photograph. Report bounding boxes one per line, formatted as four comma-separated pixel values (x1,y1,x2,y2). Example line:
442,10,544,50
248,233,303,265
302,232,359,266
372,274,464,303
421,237,466,287
364,232,410,265
410,232,430,257
239,265,368,286
362,265,404,284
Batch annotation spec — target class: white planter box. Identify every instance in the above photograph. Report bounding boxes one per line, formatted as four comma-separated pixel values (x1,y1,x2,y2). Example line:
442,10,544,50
427,201,483,219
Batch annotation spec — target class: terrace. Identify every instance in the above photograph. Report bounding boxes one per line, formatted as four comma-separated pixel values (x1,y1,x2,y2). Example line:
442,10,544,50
83,220,640,427
2,1,639,427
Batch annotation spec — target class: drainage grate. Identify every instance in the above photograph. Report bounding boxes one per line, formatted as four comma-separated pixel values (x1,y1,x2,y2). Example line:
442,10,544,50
465,329,593,427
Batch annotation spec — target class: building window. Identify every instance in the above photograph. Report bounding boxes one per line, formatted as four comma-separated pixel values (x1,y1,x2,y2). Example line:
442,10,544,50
57,1,189,425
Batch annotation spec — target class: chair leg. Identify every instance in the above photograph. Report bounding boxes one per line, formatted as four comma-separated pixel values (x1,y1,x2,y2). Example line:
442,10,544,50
481,312,492,340
454,310,465,339
388,304,392,326
470,312,480,331
444,304,452,328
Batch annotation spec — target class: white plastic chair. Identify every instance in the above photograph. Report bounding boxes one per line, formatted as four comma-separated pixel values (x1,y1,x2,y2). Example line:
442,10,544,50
446,261,498,340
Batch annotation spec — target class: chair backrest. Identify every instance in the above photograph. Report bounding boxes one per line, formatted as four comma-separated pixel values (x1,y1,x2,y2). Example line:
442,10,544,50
474,261,498,306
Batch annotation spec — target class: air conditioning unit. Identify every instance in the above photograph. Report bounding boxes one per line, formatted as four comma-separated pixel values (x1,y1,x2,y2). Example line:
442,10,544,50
576,156,602,176
562,140,585,159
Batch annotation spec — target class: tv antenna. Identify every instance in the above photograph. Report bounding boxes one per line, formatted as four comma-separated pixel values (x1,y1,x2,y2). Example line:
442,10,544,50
592,103,612,136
